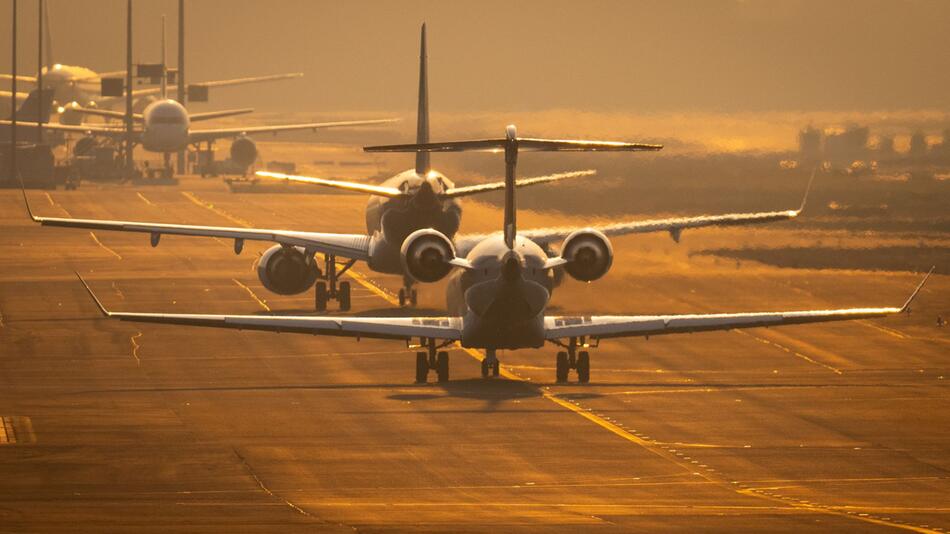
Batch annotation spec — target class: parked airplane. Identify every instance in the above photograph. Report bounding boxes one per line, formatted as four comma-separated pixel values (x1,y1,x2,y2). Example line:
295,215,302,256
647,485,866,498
75,125,933,385
255,24,604,306
0,89,54,138
2,20,395,174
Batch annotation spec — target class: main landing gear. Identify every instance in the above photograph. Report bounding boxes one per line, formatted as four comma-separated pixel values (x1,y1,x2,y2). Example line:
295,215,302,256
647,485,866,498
480,348,501,378
415,338,451,383
315,253,356,312
554,337,591,384
398,277,418,307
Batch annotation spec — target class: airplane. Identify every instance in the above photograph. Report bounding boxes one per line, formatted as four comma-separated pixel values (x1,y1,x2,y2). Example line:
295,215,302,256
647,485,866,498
74,124,934,385
0,0,304,121
253,24,610,307
2,18,396,174
0,88,55,139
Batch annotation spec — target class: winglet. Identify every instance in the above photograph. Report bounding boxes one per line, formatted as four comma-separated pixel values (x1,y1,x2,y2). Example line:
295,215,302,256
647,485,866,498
900,266,935,313
796,166,817,214
76,272,112,317
17,174,40,222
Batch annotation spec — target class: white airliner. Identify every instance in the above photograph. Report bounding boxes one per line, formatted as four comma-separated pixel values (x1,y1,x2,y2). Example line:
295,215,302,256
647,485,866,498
73,125,934,384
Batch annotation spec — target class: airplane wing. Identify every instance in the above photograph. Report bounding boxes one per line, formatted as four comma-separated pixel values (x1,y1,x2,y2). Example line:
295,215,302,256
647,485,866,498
255,171,406,198
188,118,398,144
0,74,38,85
21,189,372,260
253,169,597,199
78,274,461,341
455,173,815,255
95,73,306,106
189,108,254,122
0,119,133,137
0,90,30,103
366,138,663,153
72,107,141,121
544,269,933,341
442,170,597,198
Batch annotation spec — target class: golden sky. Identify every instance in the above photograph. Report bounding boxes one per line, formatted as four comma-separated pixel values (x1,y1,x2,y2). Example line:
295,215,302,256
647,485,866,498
2,0,949,115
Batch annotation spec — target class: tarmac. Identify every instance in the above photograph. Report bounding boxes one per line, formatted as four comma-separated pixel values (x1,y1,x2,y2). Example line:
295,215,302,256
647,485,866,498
0,176,947,532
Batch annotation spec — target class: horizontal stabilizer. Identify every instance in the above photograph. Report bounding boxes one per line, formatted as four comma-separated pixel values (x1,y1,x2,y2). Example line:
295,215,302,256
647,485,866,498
366,137,662,153
441,169,596,198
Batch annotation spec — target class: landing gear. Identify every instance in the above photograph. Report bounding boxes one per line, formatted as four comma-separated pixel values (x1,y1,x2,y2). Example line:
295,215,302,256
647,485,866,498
314,254,356,311
554,337,591,384
413,338,450,383
398,278,418,307
481,348,500,378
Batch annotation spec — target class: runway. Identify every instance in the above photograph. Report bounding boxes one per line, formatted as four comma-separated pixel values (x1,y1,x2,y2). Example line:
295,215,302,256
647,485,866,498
0,177,947,532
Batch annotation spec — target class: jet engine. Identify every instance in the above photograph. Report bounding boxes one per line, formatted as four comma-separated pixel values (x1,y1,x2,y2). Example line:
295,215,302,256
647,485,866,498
401,229,455,283
561,229,613,282
230,136,258,169
256,244,320,295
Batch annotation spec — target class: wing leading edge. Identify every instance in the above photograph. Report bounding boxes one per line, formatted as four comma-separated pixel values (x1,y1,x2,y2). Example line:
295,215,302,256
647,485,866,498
544,268,934,341
78,274,461,341
21,188,371,260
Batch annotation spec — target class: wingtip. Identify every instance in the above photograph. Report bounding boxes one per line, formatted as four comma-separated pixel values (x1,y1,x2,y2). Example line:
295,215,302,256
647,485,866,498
75,272,110,317
900,266,935,313
17,174,39,222
797,166,818,214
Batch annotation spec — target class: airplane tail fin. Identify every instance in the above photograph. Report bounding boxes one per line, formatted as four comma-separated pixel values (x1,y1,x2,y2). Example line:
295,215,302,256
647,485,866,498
503,125,517,249
160,16,168,99
415,23,430,176
11,89,54,123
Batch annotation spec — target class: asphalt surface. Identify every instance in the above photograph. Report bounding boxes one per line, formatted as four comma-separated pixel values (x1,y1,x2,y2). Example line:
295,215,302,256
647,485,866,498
0,177,947,533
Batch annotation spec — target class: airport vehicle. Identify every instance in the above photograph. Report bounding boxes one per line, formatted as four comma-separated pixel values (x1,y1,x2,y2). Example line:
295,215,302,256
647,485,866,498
74,124,931,385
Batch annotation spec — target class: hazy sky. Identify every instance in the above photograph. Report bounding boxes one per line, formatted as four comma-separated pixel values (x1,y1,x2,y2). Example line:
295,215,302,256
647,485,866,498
1,0,949,114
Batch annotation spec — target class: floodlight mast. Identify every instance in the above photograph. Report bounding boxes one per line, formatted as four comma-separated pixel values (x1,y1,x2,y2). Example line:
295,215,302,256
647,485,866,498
125,0,133,177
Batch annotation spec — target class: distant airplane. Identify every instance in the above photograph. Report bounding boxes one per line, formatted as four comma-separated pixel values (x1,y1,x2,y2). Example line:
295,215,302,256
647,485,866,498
2,18,396,173
0,1,304,121
75,125,933,385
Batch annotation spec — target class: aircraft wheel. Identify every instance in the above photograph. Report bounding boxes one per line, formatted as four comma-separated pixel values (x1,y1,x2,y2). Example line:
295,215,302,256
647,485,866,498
410,289,418,307
577,351,590,384
315,281,328,311
436,351,449,382
398,288,407,307
555,351,569,383
338,281,351,311
492,360,500,377
481,359,489,378
415,352,429,383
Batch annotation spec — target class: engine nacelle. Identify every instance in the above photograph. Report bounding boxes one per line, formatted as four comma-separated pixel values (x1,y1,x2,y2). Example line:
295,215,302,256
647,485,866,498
256,244,319,295
561,229,613,282
401,229,455,283
230,136,258,169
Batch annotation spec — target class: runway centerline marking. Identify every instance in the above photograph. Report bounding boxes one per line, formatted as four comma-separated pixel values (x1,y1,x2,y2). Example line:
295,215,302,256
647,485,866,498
89,231,123,260
232,279,271,311
181,191,254,228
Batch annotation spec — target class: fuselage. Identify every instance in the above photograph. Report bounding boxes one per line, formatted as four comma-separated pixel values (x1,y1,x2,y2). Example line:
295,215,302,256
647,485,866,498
365,168,462,276
451,235,552,350
140,99,190,153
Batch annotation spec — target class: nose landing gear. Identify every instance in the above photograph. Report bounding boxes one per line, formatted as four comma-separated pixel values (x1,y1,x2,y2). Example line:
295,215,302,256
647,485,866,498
481,348,500,378
314,253,356,311
554,337,591,384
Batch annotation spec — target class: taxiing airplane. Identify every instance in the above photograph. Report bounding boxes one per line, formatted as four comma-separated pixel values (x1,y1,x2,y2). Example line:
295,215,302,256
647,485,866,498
255,24,605,307
75,125,933,385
